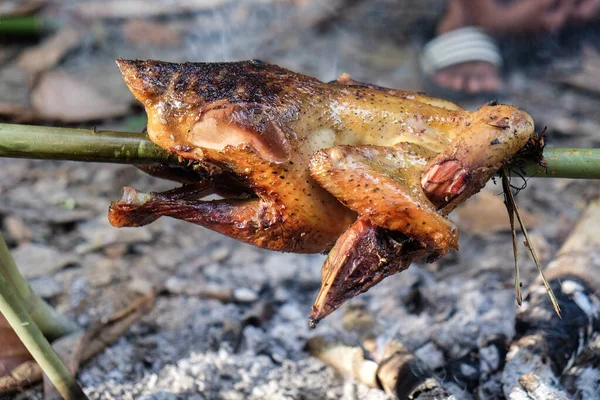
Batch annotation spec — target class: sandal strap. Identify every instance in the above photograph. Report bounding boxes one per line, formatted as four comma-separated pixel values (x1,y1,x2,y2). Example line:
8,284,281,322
421,27,502,75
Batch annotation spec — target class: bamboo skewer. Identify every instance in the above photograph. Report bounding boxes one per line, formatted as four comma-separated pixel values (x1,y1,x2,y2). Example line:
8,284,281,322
0,124,176,166
0,123,599,179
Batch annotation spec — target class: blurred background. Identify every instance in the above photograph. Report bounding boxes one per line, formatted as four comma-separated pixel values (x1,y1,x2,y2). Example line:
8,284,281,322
0,1,599,399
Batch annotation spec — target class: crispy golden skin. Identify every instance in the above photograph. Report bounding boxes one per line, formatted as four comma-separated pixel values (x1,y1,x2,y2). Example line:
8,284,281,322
111,59,535,325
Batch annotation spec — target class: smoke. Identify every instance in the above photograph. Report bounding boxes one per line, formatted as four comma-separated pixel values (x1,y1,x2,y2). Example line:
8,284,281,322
179,0,397,82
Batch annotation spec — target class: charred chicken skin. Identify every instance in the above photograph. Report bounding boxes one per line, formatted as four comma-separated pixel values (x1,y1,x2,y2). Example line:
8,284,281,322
110,59,535,325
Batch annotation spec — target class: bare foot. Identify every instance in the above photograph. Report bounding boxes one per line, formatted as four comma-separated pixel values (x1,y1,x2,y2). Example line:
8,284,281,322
433,62,502,94
430,0,578,96
431,0,502,95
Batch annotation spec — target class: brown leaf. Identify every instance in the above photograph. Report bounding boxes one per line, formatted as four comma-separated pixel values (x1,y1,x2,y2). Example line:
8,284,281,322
0,47,19,65
164,276,235,301
11,243,78,279
0,1,46,17
122,20,182,46
43,290,155,399
16,28,84,77
555,45,600,95
456,191,538,236
75,216,153,254
2,215,33,244
0,314,33,378
0,67,34,121
0,201,95,225
31,70,130,122
0,102,36,122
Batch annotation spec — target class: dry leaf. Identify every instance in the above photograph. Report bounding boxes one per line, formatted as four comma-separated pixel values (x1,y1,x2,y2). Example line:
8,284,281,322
11,243,78,279
0,0,45,17
31,70,130,122
122,19,182,46
0,66,35,121
0,291,154,395
0,102,36,122
43,290,155,399
165,276,235,301
0,314,33,378
556,45,600,95
3,215,33,244
0,47,20,65
75,216,152,254
16,28,83,77
77,0,226,19
456,191,538,236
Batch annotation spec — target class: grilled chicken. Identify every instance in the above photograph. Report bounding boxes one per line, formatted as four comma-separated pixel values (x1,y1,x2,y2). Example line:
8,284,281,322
110,59,535,325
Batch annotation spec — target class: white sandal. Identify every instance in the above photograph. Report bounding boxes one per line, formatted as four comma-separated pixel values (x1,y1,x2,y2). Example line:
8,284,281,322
421,26,503,100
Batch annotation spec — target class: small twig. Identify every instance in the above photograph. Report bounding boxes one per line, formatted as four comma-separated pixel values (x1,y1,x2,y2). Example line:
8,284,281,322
501,171,522,306
502,166,561,317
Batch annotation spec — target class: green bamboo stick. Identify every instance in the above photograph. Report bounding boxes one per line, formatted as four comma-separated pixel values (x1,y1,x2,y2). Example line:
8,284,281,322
520,147,600,179
0,235,88,400
0,123,598,179
0,16,45,36
0,236,77,340
0,123,176,165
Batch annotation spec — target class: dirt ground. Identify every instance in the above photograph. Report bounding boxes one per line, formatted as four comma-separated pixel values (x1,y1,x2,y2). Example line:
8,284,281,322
1,1,600,399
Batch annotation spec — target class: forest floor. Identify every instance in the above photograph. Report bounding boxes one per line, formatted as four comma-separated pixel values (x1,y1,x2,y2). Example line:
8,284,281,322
1,1,599,399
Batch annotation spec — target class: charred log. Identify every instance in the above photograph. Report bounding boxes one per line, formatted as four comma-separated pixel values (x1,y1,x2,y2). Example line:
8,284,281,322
502,198,600,399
